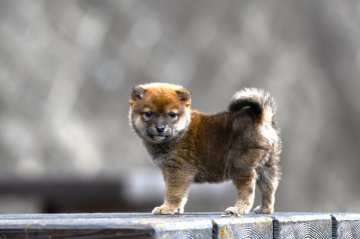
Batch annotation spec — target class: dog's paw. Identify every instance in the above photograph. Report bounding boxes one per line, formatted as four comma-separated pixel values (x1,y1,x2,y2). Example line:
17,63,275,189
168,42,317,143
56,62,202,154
223,207,241,217
152,204,182,215
253,205,273,214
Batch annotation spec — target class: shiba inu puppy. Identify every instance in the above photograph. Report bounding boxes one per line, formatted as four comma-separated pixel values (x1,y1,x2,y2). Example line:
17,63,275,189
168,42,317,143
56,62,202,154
129,83,281,216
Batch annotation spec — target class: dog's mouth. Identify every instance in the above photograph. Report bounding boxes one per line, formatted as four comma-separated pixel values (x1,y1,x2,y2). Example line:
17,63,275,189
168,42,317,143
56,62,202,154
153,135,167,141
146,127,175,143
148,132,172,143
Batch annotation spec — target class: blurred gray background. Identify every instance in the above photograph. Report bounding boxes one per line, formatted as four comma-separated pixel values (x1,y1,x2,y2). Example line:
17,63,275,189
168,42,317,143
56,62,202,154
0,0,359,213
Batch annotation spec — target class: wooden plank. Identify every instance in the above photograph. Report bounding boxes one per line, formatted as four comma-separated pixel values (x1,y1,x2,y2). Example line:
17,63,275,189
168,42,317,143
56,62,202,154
145,217,213,239
0,215,153,238
0,213,214,239
0,227,154,239
213,214,273,239
2,213,360,238
332,213,360,239
272,213,332,239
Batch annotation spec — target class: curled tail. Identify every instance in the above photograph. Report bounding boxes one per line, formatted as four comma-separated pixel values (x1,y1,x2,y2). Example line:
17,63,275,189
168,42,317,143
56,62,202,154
228,88,277,124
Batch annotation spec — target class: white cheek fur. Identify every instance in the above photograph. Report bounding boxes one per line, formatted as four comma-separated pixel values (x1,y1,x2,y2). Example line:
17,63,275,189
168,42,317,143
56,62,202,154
173,109,191,133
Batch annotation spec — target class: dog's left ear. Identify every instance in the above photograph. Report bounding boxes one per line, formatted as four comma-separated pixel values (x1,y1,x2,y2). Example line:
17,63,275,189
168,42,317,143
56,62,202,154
176,87,191,107
130,85,147,106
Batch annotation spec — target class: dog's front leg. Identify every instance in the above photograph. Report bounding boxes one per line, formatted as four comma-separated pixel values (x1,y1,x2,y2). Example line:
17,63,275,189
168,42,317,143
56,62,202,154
152,168,194,215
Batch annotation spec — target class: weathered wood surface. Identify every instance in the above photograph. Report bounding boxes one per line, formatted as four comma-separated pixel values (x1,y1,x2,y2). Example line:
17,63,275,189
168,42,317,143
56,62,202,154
332,213,360,239
0,213,214,239
213,214,273,238
272,213,332,239
0,212,359,238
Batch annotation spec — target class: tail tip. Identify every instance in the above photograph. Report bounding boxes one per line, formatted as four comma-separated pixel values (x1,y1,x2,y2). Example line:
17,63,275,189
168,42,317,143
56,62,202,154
229,88,277,122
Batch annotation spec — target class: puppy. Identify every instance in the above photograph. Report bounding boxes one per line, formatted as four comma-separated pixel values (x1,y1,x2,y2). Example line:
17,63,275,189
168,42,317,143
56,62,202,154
129,83,281,215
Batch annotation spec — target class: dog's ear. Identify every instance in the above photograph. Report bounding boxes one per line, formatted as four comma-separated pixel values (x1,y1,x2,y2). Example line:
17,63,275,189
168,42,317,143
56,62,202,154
176,87,191,107
130,85,147,106
131,85,146,100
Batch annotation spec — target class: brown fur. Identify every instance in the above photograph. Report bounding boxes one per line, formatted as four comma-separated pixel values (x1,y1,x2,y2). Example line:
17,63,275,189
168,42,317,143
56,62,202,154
129,83,281,215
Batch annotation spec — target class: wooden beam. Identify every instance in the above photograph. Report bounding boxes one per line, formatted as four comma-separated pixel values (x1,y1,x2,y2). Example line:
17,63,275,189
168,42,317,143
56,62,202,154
0,213,359,238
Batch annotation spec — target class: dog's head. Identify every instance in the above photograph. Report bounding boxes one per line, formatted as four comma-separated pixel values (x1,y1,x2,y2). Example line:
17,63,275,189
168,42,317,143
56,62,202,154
129,83,191,143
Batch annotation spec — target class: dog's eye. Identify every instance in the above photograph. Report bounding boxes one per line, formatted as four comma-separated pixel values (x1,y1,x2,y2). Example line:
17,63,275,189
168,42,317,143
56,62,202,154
168,112,178,120
142,111,153,119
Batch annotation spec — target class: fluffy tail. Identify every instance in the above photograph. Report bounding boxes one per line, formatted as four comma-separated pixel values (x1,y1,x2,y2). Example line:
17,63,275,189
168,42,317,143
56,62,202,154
228,88,277,124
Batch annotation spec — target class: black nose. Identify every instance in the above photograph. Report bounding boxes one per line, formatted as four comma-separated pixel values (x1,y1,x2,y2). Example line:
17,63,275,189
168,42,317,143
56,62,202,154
156,125,165,133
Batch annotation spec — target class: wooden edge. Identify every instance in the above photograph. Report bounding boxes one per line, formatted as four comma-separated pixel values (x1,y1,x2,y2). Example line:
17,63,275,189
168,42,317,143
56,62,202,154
0,213,359,238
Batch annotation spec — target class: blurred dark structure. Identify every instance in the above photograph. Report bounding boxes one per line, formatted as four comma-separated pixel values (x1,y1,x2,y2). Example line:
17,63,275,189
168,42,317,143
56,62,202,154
0,0,359,213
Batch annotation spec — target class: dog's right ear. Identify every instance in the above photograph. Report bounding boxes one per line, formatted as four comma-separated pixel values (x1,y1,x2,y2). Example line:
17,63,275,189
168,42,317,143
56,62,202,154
130,85,147,106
